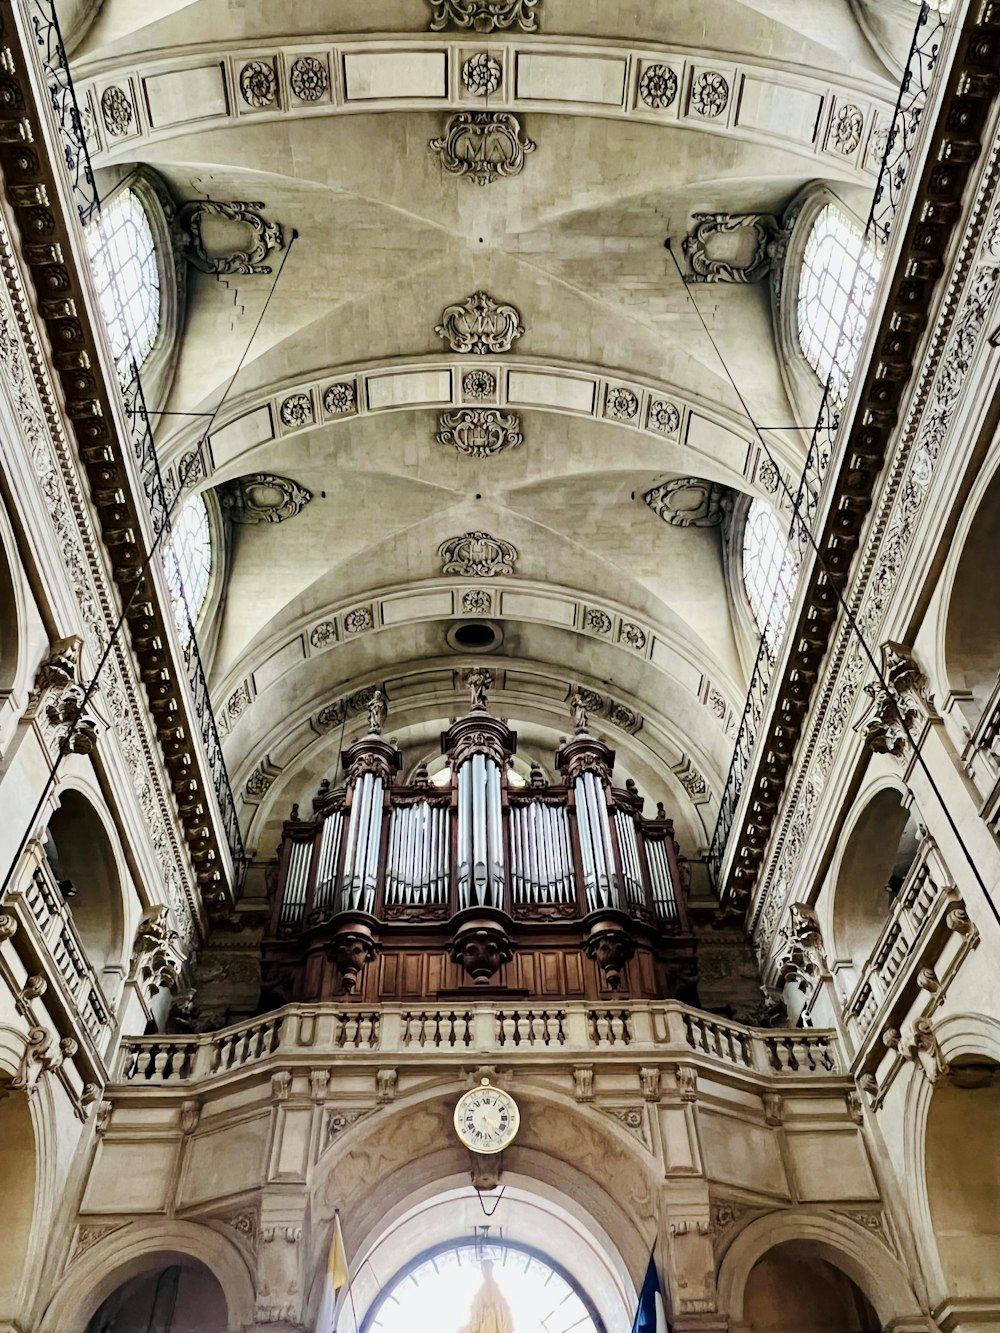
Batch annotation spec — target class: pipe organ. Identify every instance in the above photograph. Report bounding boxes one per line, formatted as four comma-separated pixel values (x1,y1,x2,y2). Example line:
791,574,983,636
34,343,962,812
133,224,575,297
262,686,697,1004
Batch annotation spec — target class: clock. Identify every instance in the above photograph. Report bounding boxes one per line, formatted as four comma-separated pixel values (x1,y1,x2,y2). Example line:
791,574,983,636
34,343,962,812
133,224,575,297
454,1079,520,1155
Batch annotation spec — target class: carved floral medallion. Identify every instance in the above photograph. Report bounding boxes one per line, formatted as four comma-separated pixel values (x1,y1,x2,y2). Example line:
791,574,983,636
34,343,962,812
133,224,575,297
463,52,503,95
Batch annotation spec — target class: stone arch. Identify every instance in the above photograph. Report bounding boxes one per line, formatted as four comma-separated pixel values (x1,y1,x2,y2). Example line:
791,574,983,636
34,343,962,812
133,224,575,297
827,777,918,974
717,1209,920,1326
83,1256,229,1332
39,1219,255,1333
43,784,129,978
939,449,1000,734
307,1083,655,1328
901,1011,1000,1311
0,1026,58,1332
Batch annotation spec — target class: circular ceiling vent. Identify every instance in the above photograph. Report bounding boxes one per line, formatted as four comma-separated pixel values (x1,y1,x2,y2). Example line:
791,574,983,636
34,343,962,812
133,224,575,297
446,620,503,653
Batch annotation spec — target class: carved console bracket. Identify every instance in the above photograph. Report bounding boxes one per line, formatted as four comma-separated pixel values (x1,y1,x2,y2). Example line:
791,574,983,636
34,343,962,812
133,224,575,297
326,915,380,995
449,909,516,984
582,912,637,991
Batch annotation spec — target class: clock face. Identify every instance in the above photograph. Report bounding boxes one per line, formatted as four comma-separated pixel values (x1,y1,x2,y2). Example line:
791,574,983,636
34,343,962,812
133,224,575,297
454,1083,520,1155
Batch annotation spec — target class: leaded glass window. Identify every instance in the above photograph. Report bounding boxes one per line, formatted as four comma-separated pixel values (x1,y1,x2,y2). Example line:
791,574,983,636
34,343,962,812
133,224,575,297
742,499,798,653
85,189,161,374
164,495,211,636
797,203,881,395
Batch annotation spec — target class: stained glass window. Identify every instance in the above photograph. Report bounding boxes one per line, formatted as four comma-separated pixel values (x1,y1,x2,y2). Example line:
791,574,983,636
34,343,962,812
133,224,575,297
85,189,160,374
742,499,799,653
797,203,881,394
164,495,211,635
364,1241,604,1333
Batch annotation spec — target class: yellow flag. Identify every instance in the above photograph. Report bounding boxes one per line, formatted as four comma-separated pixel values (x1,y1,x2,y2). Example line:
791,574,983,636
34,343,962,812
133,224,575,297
328,1212,349,1290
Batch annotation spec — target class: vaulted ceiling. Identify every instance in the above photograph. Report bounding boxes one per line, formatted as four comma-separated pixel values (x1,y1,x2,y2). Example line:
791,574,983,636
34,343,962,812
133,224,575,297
66,0,894,860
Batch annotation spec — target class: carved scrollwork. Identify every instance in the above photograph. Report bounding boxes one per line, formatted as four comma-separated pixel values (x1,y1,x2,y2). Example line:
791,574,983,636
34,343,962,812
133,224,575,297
437,409,523,457
439,531,518,577
645,477,728,527
428,0,540,32
430,112,535,185
173,200,283,276
683,213,778,284
217,473,312,524
436,291,524,354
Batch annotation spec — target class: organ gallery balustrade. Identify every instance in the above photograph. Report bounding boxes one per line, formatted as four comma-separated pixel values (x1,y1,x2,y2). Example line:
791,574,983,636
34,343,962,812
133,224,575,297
262,678,697,1005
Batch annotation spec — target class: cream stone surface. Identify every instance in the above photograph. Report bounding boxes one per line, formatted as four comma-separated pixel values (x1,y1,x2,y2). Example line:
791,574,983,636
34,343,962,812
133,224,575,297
1,0,998,1330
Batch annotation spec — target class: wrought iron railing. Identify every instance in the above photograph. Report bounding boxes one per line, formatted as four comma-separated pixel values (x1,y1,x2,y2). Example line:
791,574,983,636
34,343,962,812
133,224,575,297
26,0,246,874
708,0,949,884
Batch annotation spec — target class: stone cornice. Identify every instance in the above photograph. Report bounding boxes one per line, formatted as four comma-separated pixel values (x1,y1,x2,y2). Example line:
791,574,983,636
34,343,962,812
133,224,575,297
0,8,237,917
719,1,1000,913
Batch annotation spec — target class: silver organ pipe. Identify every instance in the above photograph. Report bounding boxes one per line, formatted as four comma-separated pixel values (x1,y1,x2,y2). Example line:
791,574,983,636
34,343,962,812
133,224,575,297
340,772,384,913
457,754,505,910
313,812,345,910
387,802,453,909
646,838,678,922
615,811,645,911
576,771,619,909
509,801,576,905
281,840,312,924
575,781,600,911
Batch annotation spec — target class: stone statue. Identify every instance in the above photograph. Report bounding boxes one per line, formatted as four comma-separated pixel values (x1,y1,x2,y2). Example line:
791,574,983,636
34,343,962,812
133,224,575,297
569,691,589,734
465,668,493,711
367,688,387,735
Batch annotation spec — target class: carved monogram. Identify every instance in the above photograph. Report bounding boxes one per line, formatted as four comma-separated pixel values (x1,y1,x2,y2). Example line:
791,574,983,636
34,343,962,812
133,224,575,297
437,408,523,456
428,0,540,31
430,112,535,185
436,291,524,354
438,531,518,577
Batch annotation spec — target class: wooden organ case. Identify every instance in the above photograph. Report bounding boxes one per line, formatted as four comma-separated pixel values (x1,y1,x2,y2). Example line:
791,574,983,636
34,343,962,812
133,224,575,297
262,681,698,1005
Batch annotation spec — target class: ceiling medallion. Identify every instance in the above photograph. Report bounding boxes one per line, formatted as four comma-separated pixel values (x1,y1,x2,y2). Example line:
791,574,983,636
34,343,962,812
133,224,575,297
690,71,729,119
437,408,523,457
239,60,277,109
428,0,540,33
218,473,313,525
436,291,524,354
439,531,518,577
463,369,497,400
648,399,681,435
430,112,535,186
323,381,357,416
100,85,133,137
463,52,503,95
639,64,678,110
644,477,727,528
831,103,864,155
290,56,329,102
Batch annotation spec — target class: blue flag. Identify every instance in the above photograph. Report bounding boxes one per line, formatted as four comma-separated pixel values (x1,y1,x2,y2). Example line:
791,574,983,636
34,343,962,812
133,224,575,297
631,1254,668,1333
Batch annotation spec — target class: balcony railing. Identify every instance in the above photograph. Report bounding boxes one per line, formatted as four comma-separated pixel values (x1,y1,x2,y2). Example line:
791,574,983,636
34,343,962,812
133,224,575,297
25,0,245,874
116,1000,844,1085
5,856,116,1068
708,0,950,885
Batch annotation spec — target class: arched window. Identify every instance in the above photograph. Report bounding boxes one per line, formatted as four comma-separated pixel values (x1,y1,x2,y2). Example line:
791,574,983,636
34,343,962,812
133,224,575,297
364,1240,604,1333
742,499,798,653
164,494,212,635
85,188,161,375
796,203,881,394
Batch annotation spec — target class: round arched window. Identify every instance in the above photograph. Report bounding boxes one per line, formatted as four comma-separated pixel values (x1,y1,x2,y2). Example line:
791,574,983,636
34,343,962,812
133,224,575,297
742,499,798,653
796,203,881,394
85,188,161,373
164,495,212,634
363,1240,605,1333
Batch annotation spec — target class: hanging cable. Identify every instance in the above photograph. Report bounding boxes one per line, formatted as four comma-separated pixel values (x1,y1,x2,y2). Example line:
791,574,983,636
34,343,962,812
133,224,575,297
1,230,299,902
662,237,999,930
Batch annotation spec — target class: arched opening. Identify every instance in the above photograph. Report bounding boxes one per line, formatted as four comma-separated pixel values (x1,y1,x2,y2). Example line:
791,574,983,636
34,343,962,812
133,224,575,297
164,493,213,638
44,790,125,976
743,1241,880,1331
796,202,881,395
83,1255,228,1333
85,187,161,376
832,788,917,969
363,1238,605,1333
944,462,1000,729
741,499,798,654
0,1084,37,1325
924,1067,1000,1303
